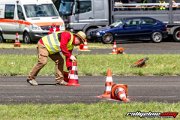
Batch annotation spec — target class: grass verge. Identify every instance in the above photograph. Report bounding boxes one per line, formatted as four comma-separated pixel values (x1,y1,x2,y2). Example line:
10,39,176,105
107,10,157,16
0,102,179,120
0,54,180,76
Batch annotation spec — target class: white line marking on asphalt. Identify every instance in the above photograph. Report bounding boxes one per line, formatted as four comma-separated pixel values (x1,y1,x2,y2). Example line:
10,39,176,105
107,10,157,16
0,85,27,87
130,96,177,98
0,84,178,87
81,85,179,87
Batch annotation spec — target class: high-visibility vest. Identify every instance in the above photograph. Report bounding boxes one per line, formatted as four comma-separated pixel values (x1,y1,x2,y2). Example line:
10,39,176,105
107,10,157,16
42,31,74,54
159,1,166,10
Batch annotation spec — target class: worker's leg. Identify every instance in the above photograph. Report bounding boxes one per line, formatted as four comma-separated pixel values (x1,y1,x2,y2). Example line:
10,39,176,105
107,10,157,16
27,43,49,81
49,52,65,84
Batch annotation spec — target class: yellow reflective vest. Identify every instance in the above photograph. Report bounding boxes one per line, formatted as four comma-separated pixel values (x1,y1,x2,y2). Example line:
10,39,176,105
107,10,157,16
159,1,166,10
42,31,74,54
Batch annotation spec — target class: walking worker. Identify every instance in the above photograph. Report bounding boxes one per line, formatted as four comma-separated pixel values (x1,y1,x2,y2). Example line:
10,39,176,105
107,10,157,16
27,31,86,86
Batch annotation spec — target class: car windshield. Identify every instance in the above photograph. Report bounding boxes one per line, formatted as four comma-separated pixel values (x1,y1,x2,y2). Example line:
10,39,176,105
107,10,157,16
24,4,59,18
110,20,123,27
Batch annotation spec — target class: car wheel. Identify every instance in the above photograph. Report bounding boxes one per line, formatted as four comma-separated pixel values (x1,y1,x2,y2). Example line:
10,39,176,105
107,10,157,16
151,32,162,43
0,33,5,43
102,33,114,44
173,29,180,42
23,32,31,44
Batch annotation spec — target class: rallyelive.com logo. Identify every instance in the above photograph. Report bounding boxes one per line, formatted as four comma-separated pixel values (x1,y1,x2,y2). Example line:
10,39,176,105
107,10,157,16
126,111,178,118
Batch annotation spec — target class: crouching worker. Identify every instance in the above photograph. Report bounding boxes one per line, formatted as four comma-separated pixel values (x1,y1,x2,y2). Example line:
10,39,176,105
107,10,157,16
27,31,86,86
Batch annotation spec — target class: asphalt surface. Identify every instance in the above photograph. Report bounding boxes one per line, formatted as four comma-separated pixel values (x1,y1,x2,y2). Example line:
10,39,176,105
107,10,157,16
0,76,180,104
1,42,180,104
1,42,180,55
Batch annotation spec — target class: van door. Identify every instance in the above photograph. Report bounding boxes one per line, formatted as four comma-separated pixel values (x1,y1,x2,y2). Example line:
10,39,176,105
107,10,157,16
16,5,25,39
2,4,17,40
73,0,93,30
92,0,109,26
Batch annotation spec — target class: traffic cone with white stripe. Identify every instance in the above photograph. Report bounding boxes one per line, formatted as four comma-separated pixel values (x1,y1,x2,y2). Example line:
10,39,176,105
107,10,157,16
111,84,129,102
14,33,21,47
66,61,80,86
79,39,90,51
111,41,117,54
99,68,114,98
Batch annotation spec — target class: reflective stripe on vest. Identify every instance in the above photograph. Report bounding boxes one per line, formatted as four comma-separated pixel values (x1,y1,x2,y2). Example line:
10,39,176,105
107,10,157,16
42,31,74,54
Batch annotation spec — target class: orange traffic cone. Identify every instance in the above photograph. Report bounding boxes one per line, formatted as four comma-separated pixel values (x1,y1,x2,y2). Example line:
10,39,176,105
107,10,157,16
14,33,21,47
131,57,149,68
111,83,129,102
116,47,125,54
98,68,114,98
79,44,84,50
66,61,80,86
111,41,117,54
79,39,90,51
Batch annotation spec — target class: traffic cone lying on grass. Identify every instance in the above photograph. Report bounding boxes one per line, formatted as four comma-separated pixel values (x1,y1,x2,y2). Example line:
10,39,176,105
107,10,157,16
66,61,80,86
116,47,125,54
111,83,129,102
98,68,114,98
131,57,149,68
14,33,21,47
79,39,90,51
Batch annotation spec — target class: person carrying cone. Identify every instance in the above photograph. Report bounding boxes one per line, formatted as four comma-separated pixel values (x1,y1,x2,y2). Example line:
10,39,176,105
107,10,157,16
27,31,86,86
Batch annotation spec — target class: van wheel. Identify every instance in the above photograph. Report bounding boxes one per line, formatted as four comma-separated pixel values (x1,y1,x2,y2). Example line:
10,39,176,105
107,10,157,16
0,33,5,43
173,29,180,42
102,33,114,44
23,32,31,44
151,32,162,43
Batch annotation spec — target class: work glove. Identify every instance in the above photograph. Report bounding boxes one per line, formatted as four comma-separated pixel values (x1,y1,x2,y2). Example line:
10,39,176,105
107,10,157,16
70,55,76,61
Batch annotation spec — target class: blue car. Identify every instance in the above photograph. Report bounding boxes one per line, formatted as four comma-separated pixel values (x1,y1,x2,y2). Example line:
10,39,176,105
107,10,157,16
89,17,168,44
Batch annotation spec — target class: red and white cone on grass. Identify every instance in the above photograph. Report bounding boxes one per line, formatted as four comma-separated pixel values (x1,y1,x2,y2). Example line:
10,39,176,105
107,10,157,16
131,57,149,68
111,84,129,102
66,61,80,86
79,39,90,51
116,47,125,54
14,33,21,47
98,68,114,98
112,41,117,54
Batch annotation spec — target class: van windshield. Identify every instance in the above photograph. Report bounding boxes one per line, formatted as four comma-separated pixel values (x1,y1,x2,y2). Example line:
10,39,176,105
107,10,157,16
24,4,59,18
59,2,74,16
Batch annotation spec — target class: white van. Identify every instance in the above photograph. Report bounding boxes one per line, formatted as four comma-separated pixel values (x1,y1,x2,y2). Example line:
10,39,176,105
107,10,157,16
0,0,65,43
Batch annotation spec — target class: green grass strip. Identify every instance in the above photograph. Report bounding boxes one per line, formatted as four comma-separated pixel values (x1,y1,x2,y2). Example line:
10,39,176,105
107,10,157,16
0,102,179,120
0,54,180,76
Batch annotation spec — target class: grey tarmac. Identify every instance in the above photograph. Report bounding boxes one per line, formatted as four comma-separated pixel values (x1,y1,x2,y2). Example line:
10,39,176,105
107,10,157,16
0,76,179,104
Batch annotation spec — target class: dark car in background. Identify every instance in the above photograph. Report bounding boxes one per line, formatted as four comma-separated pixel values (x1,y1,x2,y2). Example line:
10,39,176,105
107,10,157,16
89,17,168,44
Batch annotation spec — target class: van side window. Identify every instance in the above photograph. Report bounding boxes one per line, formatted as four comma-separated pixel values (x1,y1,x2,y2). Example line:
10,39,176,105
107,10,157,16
75,1,91,13
5,4,15,19
17,5,25,20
